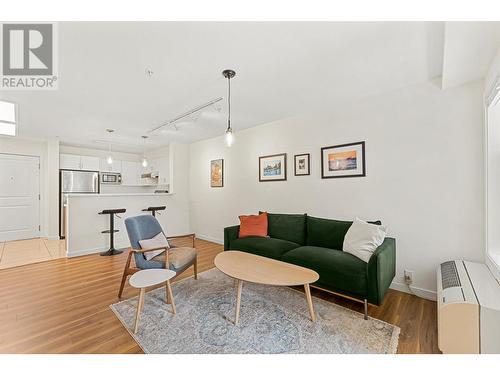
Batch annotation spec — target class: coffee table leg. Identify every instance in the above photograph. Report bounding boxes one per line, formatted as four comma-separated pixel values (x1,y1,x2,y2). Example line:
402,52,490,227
235,279,243,325
134,288,145,334
304,284,316,322
166,279,176,314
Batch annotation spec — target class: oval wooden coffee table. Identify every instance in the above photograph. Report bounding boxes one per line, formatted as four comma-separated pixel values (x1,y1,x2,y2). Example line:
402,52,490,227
214,250,320,325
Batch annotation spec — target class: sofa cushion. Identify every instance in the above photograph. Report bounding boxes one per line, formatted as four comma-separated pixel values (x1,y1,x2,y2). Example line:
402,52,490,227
306,216,382,250
260,212,307,245
282,246,368,297
239,212,268,238
306,216,352,250
229,237,300,260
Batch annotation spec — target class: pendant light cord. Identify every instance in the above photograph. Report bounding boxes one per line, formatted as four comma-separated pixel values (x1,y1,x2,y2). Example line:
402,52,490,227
227,76,231,130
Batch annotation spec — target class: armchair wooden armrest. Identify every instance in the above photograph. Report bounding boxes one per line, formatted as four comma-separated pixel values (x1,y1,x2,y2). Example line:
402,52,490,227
166,233,196,248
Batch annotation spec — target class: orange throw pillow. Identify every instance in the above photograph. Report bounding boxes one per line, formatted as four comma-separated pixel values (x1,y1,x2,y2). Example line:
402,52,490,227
238,212,268,238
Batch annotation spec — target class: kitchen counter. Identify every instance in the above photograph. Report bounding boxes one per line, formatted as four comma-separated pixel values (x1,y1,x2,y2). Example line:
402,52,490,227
65,193,173,197
64,192,188,257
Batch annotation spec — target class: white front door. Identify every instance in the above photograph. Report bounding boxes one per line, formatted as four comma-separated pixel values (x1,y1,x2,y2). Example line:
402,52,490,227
0,154,40,242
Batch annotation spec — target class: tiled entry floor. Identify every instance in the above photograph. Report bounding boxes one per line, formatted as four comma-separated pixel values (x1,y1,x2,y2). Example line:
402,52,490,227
0,238,66,269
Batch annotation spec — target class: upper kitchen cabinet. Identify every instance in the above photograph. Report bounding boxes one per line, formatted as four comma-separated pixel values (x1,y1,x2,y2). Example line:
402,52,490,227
80,156,100,171
60,154,100,171
99,158,122,173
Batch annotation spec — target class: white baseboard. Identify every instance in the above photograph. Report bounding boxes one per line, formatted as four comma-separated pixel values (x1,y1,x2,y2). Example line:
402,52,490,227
390,281,437,301
196,234,224,245
67,244,128,258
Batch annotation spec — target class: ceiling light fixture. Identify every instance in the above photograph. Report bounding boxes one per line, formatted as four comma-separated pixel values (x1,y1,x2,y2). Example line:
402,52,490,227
106,128,114,165
222,69,236,147
149,97,223,134
141,135,148,168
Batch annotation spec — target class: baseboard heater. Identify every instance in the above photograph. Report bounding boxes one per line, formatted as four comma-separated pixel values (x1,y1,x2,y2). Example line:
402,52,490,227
437,260,500,353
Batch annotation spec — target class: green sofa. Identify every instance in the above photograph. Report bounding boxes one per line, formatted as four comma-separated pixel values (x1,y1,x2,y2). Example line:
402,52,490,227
224,213,396,313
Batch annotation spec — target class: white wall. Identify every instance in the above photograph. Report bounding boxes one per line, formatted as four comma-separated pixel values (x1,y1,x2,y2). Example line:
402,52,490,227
0,136,60,239
189,80,485,295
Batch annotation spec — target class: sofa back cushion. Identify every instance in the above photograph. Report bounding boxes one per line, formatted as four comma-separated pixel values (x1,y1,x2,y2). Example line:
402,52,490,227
260,212,307,245
306,216,382,250
306,216,351,250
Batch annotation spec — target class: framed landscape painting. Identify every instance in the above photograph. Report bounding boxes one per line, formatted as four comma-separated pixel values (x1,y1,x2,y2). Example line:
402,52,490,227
294,153,310,176
321,141,365,178
259,153,287,182
210,159,224,187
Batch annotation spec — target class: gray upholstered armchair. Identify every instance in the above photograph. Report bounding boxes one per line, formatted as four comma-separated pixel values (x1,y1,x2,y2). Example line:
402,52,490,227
118,214,197,299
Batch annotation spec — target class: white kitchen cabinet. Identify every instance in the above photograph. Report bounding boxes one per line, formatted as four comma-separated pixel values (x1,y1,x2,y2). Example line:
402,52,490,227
60,154,81,170
80,156,100,171
121,161,140,186
156,157,170,185
99,158,122,173
60,154,100,171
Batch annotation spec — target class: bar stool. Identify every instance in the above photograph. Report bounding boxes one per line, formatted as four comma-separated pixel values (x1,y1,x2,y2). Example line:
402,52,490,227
141,206,166,217
99,208,126,256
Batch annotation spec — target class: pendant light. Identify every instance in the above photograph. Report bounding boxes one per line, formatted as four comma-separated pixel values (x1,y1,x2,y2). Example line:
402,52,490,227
141,135,148,168
106,129,114,164
222,69,236,147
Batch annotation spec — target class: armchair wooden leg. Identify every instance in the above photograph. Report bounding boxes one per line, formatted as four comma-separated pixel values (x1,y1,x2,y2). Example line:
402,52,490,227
118,252,133,299
194,257,198,280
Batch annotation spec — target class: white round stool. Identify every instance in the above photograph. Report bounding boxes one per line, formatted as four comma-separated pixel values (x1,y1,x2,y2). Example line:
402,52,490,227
129,268,176,334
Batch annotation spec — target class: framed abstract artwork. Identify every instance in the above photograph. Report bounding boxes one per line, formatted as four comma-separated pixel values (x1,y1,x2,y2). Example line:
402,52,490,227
259,153,287,182
210,159,224,187
294,153,310,176
321,141,365,178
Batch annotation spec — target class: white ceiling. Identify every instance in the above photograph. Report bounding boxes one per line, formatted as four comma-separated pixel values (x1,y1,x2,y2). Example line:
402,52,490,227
1,22,499,153
442,22,500,89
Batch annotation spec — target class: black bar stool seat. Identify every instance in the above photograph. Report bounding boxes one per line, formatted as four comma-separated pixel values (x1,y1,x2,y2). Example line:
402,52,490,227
99,208,126,256
142,206,166,217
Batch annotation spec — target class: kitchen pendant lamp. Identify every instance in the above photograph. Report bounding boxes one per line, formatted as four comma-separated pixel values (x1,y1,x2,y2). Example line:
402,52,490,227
106,129,114,164
223,69,236,147
141,135,148,168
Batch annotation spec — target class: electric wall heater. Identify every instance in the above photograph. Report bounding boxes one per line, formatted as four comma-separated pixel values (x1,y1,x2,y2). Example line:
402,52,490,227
437,260,500,353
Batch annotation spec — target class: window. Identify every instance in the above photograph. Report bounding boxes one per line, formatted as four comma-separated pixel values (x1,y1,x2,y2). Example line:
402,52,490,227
0,100,17,136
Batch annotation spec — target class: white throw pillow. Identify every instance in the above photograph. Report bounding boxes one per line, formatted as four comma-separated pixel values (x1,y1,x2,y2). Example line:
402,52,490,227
138,232,170,261
343,218,387,262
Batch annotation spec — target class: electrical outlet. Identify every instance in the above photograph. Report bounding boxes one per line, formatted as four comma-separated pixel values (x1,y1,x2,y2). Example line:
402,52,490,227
404,270,414,284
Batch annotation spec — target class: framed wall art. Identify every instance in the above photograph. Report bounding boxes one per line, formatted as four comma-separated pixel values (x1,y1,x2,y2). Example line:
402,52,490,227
259,153,287,182
294,153,310,176
321,141,365,178
210,159,224,187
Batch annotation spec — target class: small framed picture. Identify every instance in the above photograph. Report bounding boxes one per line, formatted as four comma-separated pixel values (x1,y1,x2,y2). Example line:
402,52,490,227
294,153,310,176
210,159,224,187
321,141,365,179
259,153,287,182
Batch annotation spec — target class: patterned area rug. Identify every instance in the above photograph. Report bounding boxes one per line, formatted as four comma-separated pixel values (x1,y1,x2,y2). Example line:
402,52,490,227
110,268,400,354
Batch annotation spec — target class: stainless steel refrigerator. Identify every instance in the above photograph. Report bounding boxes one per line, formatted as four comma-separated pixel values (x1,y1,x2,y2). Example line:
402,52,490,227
59,169,99,238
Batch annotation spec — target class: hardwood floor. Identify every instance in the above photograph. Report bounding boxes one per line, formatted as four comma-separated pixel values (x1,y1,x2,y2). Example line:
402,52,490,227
0,238,440,354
